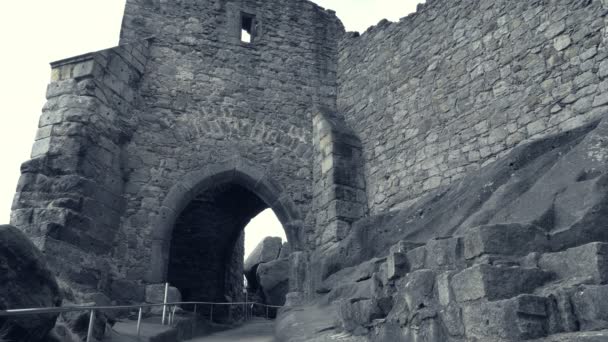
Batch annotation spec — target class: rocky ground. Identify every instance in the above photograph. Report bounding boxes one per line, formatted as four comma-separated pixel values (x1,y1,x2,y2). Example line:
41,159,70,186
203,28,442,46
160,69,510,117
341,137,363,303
279,118,608,341
0,224,62,342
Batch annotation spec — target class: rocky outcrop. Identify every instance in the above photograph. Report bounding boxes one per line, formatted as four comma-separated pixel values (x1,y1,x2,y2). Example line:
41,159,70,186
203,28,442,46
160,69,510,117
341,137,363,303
279,119,608,341
0,225,62,342
257,258,290,306
244,237,291,312
244,237,283,276
145,284,182,315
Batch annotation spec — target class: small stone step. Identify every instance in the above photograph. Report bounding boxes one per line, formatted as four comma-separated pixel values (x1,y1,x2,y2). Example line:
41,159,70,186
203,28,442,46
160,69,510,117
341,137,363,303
571,284,608,331
405,236,465,272
110,321,178,342
539,242,608,284
463,223,549,260
531,330,608,341
463,294,550,341
451,264,551,302
386,251,408,280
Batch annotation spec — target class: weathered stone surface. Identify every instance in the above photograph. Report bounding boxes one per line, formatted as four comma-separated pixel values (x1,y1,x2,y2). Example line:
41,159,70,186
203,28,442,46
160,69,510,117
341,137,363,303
0,225,62,342
145,284,182,304
531,330,608,342
425,236,465,270
257,258,290,306
402,270,436,312
572,285,608,331
452,265,550,302
464,223,549,260
463,295,550,341
244,237,283,275
278,242,291,259
386,251,408,280
144,283,182,316
58,299,109,342
338,298,382,334
539,243,608,284
12,0,608,341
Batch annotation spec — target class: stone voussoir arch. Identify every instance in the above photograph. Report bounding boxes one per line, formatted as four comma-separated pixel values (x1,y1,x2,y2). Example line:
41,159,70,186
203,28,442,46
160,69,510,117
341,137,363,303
146,157,303,283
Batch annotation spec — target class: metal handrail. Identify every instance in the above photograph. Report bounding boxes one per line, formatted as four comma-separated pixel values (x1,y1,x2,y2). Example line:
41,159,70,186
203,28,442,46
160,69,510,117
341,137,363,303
0,282,283,342
0,301,282,316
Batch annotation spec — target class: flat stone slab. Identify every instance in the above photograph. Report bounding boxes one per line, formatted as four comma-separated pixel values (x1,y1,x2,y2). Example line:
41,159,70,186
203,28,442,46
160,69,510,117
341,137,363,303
452,265,550,302
185,318,275,342
539,242,608,284
111,321,178,342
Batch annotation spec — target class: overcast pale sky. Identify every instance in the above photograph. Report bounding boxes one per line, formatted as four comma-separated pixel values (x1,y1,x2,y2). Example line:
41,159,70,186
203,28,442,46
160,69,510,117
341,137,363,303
0,0,423,257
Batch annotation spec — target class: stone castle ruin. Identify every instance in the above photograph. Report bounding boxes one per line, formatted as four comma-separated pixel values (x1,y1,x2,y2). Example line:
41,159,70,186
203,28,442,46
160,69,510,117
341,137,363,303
8,0,608,340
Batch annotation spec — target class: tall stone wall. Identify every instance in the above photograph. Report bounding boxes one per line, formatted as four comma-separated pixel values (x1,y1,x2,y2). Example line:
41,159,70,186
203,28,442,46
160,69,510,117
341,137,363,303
112,0,342,291
11,41,149,295
338,0,608,213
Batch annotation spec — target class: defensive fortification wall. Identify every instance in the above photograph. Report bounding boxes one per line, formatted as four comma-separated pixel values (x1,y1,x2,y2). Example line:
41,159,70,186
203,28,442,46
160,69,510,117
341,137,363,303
11,0,608,312
339,0,608,213
114,0,343,295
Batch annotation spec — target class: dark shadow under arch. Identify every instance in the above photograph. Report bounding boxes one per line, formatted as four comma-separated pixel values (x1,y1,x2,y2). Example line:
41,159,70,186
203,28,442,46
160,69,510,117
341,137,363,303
145,158,303,284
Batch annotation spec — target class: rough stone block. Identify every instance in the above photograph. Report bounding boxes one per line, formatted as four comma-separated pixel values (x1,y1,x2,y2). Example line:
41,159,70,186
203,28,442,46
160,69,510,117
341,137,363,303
437,271,457,306
402,270,436,311
572,285,608,331
31,137,51,158
244,236,282,274
406,246,427,272
544,287,579,334
72,60,96,79
464,223,549,260
338,298,381,333
463,294,549,341
145,284,182,304
554,34,572,51
283,291,304,307
321,219,350,243
425,237,465,270
386,251,408,280
539,242,608,284
110,279,144,302
452,265,550,302
389,240,424,254
257,258,290,306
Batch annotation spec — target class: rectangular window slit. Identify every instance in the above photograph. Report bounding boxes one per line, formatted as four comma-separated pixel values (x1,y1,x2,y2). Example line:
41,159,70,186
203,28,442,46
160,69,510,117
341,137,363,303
241,13,255,43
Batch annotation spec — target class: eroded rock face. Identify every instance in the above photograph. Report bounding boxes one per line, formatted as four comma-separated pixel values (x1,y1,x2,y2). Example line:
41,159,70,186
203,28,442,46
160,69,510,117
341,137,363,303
257,258,290,306
244,237,283,276
315,120,608,283
279,119,608,341
0,225,62,342
245,237,291,311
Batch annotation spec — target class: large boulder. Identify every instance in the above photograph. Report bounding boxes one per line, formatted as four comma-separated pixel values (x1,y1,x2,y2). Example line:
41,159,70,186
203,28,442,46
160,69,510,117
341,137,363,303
0,224,62,342
244,237,283,274
145,284,182,315
256,258,290,306
244,237,283,290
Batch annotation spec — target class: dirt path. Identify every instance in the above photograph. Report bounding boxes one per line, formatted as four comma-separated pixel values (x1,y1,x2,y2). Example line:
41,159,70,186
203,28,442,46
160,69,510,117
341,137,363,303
186,318,275,342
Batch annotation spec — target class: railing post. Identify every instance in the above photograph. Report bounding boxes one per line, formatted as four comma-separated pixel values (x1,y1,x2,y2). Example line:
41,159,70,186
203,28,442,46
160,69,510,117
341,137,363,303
170,305,176,325
266,306,269,320
192,304,197,336
161,282,169,325
86,310,95,342
136,307,143,339
209,304,213,322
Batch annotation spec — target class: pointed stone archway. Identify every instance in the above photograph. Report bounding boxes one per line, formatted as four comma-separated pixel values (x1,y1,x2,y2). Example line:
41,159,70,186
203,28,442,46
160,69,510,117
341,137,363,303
145,159,303,304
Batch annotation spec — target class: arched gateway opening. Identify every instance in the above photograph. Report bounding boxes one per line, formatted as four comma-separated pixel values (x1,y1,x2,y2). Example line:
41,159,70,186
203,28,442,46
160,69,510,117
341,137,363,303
168,182,268,303
146,161,301,319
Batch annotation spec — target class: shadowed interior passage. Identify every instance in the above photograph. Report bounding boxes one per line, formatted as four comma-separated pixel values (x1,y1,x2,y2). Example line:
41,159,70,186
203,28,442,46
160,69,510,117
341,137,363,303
168,183,268,306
